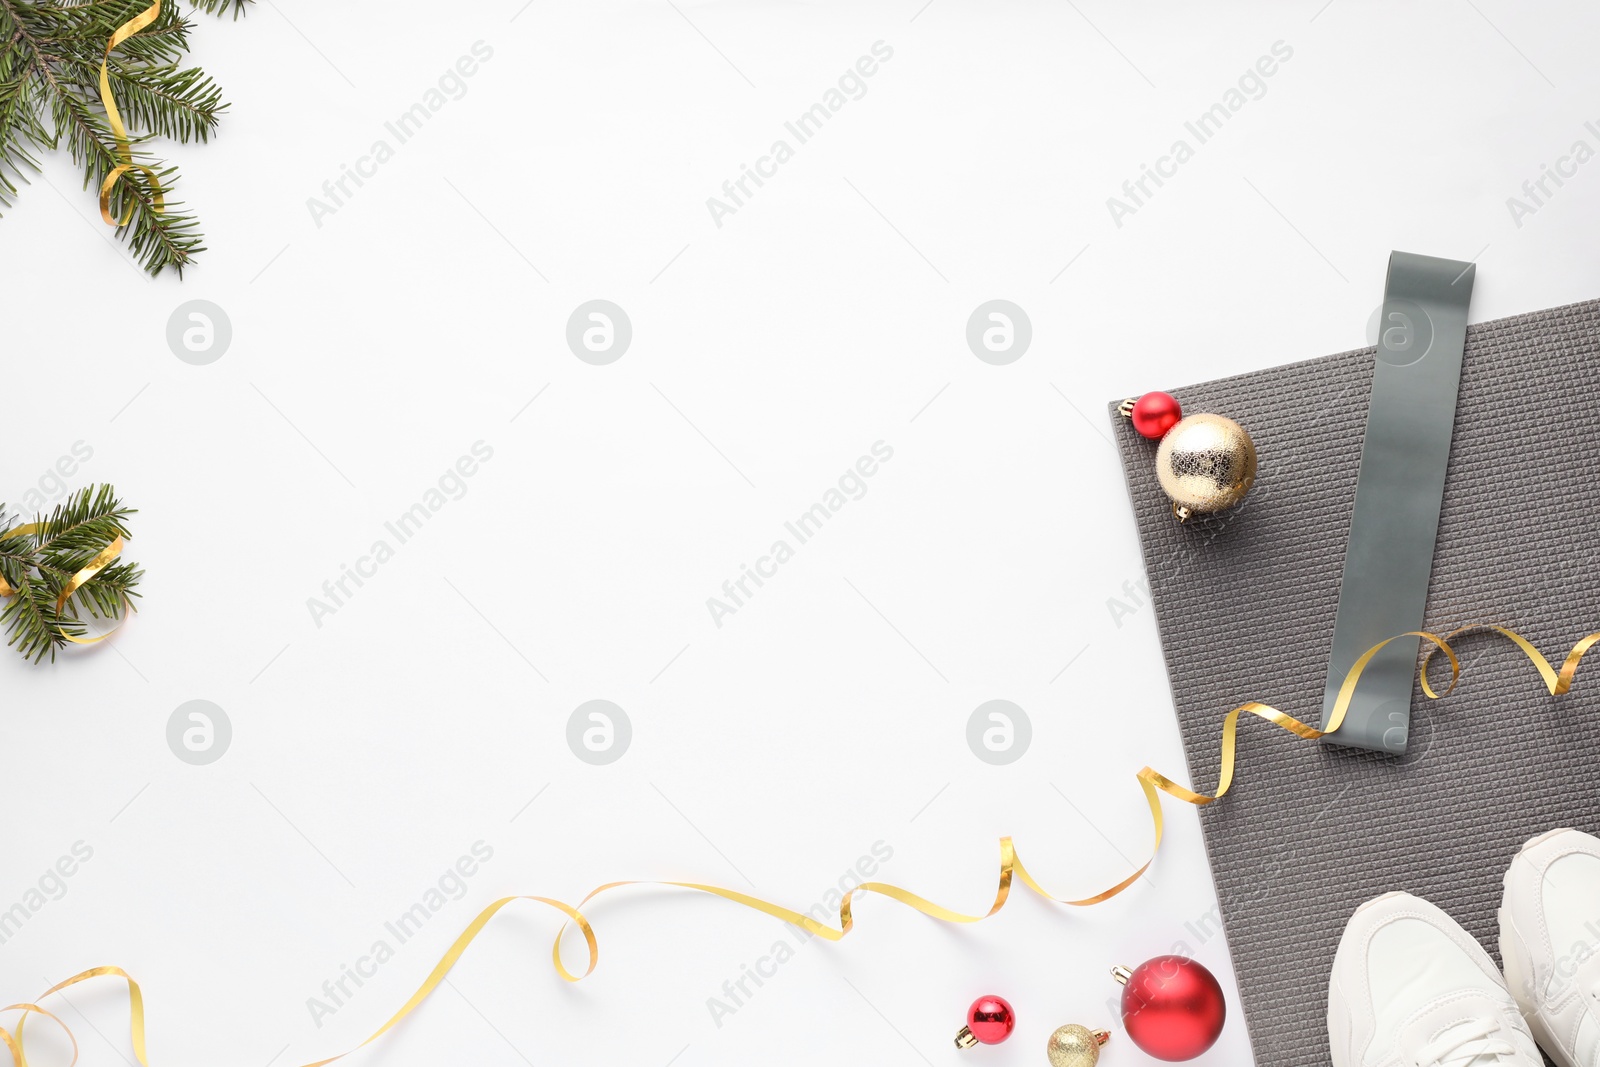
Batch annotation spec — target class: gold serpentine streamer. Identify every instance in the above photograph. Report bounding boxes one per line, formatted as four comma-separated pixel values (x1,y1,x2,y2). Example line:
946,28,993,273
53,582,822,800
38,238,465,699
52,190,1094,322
98,1,165,226
1,625,1595,1067
0,524,128,645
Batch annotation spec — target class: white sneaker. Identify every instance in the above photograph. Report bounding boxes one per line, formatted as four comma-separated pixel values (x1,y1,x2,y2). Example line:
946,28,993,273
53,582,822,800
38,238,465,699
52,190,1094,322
1329,891,1542,1067
1500,827,1600,1067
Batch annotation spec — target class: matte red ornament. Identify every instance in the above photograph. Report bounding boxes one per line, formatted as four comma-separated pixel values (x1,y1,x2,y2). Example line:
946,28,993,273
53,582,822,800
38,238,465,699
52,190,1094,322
1112,956,1226,1061
954,994,1016,1048
1130,391,1183,439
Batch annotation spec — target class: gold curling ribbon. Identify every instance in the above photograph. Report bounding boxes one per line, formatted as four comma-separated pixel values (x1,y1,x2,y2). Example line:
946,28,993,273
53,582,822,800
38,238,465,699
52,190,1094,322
97,1,164,226
2,967,142,1067
0,524,128,645
3,626,1596,1067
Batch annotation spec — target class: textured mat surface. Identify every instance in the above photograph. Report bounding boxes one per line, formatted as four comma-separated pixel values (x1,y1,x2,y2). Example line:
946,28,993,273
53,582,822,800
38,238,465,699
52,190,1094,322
1110,299,1600,1066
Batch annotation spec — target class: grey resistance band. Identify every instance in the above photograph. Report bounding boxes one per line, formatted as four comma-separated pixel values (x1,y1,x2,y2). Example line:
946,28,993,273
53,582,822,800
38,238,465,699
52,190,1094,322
1320,251,1475,753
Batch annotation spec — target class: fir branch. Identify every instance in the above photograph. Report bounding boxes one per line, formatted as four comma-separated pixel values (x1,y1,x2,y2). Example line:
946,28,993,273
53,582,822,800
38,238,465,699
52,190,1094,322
0,0,246,273
49,78,208,272
36,557,142,621
0,485,142,662
42,0,196,59
0,73,44,205
33,484,135,554
0,527,34,578
186,0,247,18
0,571,85,662
59,57,224,143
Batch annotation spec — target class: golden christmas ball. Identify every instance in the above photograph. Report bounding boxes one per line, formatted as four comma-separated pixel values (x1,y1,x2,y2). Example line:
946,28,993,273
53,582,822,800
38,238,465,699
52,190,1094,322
1046,1024,1110,1067
1154,412,1257,521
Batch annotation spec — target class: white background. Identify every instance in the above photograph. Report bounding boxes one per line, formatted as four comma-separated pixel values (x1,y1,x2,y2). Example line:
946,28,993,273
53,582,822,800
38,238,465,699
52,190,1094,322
3,1,1599,1064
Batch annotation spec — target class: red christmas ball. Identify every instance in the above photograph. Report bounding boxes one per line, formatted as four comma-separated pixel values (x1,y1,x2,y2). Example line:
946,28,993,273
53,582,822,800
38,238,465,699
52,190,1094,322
1130,391,1183,439
965,995,1016,1044
1115,956,1226,1061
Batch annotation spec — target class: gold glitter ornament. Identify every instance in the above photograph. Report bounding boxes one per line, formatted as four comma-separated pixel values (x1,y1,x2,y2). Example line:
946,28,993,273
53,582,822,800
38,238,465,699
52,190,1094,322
1154,413,1257,522
1046,1024,1110,1067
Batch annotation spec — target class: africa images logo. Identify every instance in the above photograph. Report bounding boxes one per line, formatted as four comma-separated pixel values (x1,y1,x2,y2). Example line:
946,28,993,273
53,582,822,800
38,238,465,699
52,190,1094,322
705,441,894,628
305,42,495,228
1105,40,1294,227
305,841,495,1027
306,442,495,627
704,41,894,228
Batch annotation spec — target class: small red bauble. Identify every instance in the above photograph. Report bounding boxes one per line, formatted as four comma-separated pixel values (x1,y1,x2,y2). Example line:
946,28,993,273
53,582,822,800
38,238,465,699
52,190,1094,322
954,994,1016,1048
1130,391,1183,439
1113,955,1226,1061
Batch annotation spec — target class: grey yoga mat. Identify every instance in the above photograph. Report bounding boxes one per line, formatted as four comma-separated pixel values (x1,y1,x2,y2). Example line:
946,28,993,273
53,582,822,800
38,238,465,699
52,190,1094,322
1109,298,1600,1066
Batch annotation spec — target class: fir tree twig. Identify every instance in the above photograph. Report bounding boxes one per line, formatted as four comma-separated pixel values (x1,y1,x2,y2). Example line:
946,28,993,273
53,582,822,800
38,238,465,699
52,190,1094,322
0,485,142,663
0,0,247,275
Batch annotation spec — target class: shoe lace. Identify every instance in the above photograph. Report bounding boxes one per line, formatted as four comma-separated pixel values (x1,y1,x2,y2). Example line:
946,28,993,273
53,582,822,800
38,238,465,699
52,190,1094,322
1415,1019,1519,1067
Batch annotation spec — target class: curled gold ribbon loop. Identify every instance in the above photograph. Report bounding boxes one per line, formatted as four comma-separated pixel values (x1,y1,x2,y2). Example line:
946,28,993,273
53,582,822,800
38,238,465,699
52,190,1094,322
1,1002,78,1067
2,966,145,1067
0,523,129,645
55,535,126,646
1421,624,1597,696
4,626,1597,1067
97,2,164,226
296,898,598,1067
37,966,150,1058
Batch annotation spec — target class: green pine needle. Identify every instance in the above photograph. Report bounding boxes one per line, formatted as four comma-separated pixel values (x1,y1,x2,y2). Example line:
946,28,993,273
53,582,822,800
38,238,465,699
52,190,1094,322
0,0,247,275
0,485,142,663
